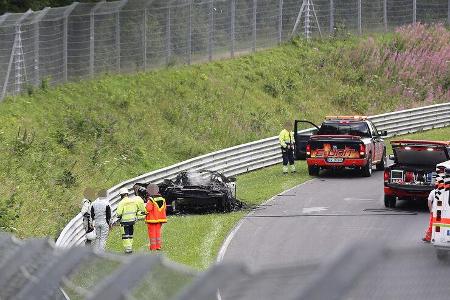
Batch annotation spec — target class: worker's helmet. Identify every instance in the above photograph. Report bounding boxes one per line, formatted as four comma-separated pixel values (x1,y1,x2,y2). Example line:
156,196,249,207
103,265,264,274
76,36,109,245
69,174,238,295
146,183,160,197
119,188,129,195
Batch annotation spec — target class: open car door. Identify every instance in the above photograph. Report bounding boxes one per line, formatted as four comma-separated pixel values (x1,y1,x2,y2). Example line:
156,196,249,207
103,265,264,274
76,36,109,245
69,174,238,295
294,120,320,160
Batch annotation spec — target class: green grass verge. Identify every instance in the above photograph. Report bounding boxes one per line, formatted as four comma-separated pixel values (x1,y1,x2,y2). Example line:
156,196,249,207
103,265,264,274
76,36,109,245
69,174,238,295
106,127,449,269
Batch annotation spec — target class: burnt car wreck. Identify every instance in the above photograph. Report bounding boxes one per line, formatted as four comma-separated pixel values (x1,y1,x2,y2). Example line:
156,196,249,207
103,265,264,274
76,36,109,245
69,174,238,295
135,170,244,213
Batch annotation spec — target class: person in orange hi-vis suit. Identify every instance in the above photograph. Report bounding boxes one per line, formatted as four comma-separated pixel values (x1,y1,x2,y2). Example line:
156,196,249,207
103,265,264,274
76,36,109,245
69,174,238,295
145,183,167,251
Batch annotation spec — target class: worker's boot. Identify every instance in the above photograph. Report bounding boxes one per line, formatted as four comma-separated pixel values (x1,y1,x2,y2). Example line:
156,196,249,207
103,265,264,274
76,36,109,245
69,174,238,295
290,164,296,173
283,166,288,174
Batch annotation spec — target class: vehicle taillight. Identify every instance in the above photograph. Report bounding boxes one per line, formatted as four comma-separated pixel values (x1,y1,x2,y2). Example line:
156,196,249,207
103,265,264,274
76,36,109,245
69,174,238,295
405,171,414,183
359,144,365,158
384,169,390,183
306,144,311,157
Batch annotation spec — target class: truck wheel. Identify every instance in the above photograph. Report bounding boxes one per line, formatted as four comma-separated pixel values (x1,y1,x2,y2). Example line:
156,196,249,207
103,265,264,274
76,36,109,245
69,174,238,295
361,157,372,177
376,150,386,171
384,195,396,208
308,166,319,176
436,249,448,261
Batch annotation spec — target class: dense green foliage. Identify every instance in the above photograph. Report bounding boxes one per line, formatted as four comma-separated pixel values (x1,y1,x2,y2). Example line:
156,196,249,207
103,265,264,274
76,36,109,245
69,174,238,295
0,30,445,239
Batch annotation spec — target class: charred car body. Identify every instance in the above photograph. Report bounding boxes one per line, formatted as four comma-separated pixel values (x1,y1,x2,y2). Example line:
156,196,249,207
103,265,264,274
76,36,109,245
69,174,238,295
384,140,450,208
295,116,387,177
158,170,240,213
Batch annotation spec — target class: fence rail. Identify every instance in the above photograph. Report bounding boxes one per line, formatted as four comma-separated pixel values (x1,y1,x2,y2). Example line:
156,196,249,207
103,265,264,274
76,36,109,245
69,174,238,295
56,102,450,248
1,0,450,100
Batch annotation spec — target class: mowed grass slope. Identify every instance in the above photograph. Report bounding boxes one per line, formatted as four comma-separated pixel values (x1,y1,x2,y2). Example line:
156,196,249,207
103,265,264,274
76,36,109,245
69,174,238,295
107,127,450,269
0,26,447,238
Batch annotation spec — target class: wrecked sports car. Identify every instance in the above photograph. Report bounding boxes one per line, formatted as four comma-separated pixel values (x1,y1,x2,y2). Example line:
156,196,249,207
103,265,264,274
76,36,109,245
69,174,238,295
133,170,243,213
158,170,243,213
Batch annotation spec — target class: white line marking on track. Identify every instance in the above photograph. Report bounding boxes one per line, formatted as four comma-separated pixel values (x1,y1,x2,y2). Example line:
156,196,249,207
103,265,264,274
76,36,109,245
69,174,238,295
216,179,315,263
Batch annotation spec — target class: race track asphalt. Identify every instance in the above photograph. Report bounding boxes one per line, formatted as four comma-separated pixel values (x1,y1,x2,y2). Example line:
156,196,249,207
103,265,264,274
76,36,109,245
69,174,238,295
218,168,450,299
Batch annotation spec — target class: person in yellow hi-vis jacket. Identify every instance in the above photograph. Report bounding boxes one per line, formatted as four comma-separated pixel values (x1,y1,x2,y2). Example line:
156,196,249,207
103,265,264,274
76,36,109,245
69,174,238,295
116,188,146,253
279,121,296,174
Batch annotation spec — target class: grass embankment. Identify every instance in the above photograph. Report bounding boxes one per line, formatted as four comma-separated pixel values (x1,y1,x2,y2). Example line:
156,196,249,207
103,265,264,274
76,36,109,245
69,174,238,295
107,127,450,269
0,24,447,241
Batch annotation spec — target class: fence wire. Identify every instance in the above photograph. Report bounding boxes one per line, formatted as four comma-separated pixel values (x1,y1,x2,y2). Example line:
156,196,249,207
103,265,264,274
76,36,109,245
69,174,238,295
0,0,449,100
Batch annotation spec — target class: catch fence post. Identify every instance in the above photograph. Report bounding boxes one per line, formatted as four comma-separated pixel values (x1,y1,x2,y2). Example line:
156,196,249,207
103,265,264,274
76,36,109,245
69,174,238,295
115,0,127,72
166,6,171,65
188,0,192,65
329,0,334,34
63,3,78,82
278,0,283,44
448,0,450,25
208,0,214,61
90,2,105,78
413,0,416,24
32,8,50,86
357,0,362,35
252,0,257,52
383,0,387,32
230,0,235,58
143,8,147,70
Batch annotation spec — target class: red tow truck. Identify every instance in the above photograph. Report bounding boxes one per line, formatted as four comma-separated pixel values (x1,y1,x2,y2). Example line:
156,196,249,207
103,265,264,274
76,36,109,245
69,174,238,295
295,116,387,177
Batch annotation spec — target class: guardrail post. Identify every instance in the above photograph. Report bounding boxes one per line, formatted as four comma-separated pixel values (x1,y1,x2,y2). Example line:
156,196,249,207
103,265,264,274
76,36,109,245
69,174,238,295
230,0,235,58
252,0,257,52
278,0,283,44
383,0,387,31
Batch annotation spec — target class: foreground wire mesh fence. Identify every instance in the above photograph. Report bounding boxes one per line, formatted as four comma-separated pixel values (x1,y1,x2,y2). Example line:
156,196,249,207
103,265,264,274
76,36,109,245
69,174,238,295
2,230,450,300
1,0,449,100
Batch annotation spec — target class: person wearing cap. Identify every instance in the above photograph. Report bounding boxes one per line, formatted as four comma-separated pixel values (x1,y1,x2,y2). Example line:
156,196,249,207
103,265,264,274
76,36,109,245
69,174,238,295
90,189,112,251
423,174,444,242
116,187,146,253
279,121,296,174
81,187,96,246
145,184,167,251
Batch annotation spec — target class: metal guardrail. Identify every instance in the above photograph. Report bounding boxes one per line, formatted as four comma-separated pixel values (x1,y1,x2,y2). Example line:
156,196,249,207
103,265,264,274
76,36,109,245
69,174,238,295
56,102,450,247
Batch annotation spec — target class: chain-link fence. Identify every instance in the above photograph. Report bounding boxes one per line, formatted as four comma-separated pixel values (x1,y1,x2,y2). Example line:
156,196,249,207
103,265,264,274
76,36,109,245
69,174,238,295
1,0,449,101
